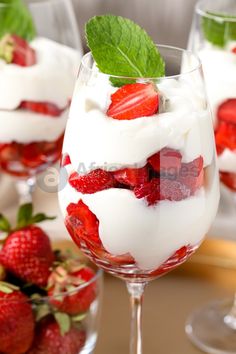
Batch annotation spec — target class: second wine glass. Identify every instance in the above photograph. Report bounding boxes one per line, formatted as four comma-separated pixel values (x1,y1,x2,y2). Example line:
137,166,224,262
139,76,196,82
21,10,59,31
0,0,81,203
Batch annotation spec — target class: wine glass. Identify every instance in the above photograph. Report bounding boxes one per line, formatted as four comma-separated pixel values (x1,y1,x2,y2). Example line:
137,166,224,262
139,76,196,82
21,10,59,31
0,0,82,203
187,1,236,353
58,45,220,354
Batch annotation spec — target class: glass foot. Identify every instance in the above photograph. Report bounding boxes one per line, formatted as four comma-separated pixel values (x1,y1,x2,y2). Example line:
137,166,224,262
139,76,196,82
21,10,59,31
186,298,236,354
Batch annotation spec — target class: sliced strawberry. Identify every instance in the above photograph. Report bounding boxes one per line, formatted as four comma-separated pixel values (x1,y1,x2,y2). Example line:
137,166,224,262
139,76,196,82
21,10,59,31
220,171,236,191
0,34,36,66
66,200,101,247
69,169,115,194
107,83,159,120
113,166,148,187
148,148,182,174
134,178,161,205
160,179,191,201
232,47,236,54
178,156,204,195
61,154,71,167
217,99,236,125
215,121,236,151
19,101,65,117
0,143,20,161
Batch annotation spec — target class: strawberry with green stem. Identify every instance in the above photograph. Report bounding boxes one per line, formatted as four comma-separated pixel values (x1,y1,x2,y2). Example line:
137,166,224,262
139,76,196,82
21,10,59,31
0,203,55,287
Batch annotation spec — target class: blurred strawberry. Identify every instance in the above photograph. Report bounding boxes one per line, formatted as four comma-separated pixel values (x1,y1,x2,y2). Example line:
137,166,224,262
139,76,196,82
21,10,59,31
217,99,236,125
0,203,55,287
0,34,36,66
19,101,66,117
0,282,35,354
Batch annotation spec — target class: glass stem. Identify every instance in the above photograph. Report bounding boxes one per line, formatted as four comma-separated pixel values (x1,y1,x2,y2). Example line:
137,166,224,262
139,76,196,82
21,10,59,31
224,293,236,330
126,282,147,354
15,177,36,204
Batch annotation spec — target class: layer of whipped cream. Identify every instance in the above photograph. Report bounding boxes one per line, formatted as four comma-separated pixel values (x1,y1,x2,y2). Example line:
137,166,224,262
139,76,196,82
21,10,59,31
0,108,68,143
218,149,236,173
59,164,219,270
64,77,214,172
198,41,236,123
0,37,80,110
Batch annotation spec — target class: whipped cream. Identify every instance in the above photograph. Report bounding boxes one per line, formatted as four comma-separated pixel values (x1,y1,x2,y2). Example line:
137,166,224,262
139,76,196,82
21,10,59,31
198,42,236,123
64,78,214,172
59,164,219,270
218,149,236,173
0,37,80,143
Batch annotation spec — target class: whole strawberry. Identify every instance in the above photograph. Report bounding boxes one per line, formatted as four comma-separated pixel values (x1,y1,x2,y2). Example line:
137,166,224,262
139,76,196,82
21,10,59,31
28,315,86,354
0,203,55,287
0,282,35,354
48,257,96,315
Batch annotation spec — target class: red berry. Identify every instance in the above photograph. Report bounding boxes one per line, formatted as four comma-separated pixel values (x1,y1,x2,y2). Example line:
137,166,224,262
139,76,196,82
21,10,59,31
178,156,204,195
61,154,71,167
217,99,236,125
69,169,115,194
107,83,159,120
0,225,54,287
28,315,86,354
0,142,21,162
19,101,64,117
159,179,191,201
113,166,148,187
0,34,36,66
215,121,236,151
0,289,35,354
65,200,101,248
48,266,96,315
134,178,161,205
220,171,236,191
148,148,182,174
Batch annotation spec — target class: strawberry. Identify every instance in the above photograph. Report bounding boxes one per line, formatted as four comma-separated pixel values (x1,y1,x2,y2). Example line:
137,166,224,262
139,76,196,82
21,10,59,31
28,315,86,354
232,47,236,54
48,261,96,315
220,171,236,191
107,83,159,120
61,153,71,167
217,99,236,125
113,166,148,187
134,178,191,205
19,101,65,117
159,179,191,201
65,200,101,248
69,169,115,194
148,148,182,174
0,142,21,162
0,203,55,287
0,34,36,66
0,283,35,354
178,156,204,195
215,121,236,151
134,178,161,205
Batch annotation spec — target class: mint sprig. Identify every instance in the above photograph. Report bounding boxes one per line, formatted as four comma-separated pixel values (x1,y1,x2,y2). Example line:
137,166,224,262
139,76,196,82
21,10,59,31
202,11,236,47
0,0,36,41
86,15,165,86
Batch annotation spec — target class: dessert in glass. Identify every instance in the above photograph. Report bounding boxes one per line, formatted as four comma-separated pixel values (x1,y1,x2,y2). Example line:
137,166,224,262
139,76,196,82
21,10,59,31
59,15,220,354
0,0,81,202
186,1,236,353
0,203,103,354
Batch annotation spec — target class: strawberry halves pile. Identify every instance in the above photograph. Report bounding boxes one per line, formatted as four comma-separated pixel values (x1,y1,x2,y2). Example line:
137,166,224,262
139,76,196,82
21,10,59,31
0,204,97,354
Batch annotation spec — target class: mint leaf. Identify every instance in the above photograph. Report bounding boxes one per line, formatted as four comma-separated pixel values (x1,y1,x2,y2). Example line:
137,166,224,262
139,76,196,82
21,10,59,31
86,15,165,86
0,0,36,41
202,12,236,47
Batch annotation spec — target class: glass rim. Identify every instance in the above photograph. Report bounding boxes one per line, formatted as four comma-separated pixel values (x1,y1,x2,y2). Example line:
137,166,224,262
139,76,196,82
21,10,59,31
0,267,103,303
195,0,236,22
81,44,202,81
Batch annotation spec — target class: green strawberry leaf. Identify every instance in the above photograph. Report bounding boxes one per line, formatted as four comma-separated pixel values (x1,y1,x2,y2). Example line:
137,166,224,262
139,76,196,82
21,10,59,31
31,213,56,224
72,313,87,323
55,312,71,336
0,281,19,293
202,12,236,47
0,0,36,41
0,214,11,233
86,15,165,86
17,203,33,228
